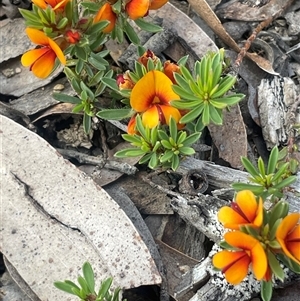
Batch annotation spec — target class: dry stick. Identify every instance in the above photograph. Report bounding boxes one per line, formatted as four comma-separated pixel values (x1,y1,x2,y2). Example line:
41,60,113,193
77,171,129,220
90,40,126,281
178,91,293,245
234,0,296,69
187,0,295,72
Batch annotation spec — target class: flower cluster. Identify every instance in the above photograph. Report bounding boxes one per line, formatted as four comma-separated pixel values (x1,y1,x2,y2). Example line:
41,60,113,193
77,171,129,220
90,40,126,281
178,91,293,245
20,0,168,78
213,190,300,301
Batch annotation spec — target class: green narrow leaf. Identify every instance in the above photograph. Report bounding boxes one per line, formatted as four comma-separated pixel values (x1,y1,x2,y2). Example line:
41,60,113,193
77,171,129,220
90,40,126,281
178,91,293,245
160,150,174,162
271,162,290,183
77,276,89,293
54,281,78,295
267,249,285,281
148,152,159,169
101,77,119,92
171,154,180,171
52,93,80,104
88,56,106,70
98,277,113,298
231,182,264,194
183,132,201,146
124,22,140,45
169,117,177,142
74,45,88,61
210,75,236,98
179,146,195,156
96,109,132,120
272,176,297,190
209,104,223,125
82,262,95,294
241,156,261,178
261,280,273,301
202,103,210,125
180,104,204,124
75,59,84,74
83,113,92,134
177,55,189,66
257,157,266,177
267,146,279,174
134,18,162,32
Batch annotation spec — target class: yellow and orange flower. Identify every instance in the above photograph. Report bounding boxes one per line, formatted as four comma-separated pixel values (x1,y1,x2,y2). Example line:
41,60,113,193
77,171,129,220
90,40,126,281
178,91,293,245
217,190,263,230
126,0,168,20
94,3,117,33
31,0,70,10
276,212,300,265
213,231,267,285
128,70,181,134
21,28,66,79
163,60,181,84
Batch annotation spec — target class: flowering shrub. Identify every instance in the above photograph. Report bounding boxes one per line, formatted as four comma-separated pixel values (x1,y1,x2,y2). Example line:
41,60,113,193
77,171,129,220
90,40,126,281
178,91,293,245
213,189,300,301
19,2,299,300
20,0,244,170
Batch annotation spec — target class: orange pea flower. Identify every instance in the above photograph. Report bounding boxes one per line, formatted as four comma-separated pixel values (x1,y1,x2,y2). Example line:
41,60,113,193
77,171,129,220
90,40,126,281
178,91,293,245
149,0,168,10
126,0,168,20
21,28,66,79
213,231,267,285
218,190,263,230
94,3,117,33
116,71,135,90
276,213,300,265
128,70,181,134
163,60,181,84
126,0,149,20
65,30,80,44
138,50,160,69
32,0,70,10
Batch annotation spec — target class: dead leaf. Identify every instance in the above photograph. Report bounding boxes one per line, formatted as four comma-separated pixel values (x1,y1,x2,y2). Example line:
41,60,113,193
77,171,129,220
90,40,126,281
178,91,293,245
215,0,295,22
187,0,279,75
0,115,161,300
207,104,247,169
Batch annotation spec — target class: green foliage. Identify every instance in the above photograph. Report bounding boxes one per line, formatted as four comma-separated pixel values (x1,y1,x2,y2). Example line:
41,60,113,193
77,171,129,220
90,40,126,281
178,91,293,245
232,146,297,201
115,116,201,171
54,262,126,301
171,49,245,130
261,280,273,301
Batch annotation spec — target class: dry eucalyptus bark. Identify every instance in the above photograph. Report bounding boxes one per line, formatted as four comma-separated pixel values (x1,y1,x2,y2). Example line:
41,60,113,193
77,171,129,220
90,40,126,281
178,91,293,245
257,76,300,150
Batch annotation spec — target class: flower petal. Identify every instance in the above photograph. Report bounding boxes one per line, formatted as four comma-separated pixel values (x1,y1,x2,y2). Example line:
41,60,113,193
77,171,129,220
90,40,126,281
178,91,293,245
277,213,300,240
213,250,250,285
149,0,168,10
153,71,180,105
252,197,263,227
48,37,66,64
235,190,258,222
218,206,248,229
277,213,300,264
127,116,137,134
31,0,47,9
224,254,251,285
94,3,117,33
287,241,300,262
126,0,149,20
286,224,300,241
142,105,159,128
250,241,268,280
160,105,181,125
31,50,57,78
21,48,49,67
224,231,257,250
130,70,156,112
25,28,49,45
